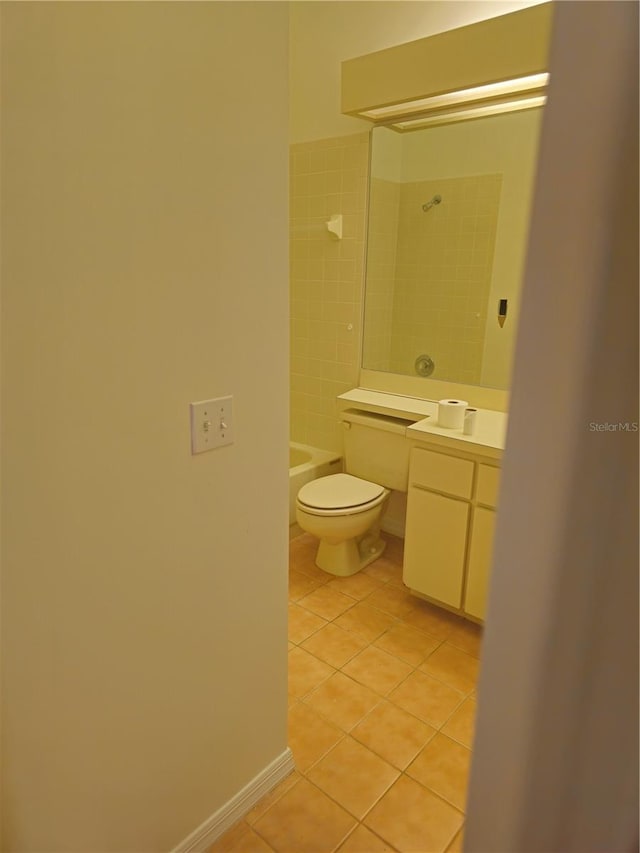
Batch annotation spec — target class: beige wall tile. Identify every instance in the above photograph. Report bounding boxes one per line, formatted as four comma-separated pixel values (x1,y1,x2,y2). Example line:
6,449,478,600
290,133,368,450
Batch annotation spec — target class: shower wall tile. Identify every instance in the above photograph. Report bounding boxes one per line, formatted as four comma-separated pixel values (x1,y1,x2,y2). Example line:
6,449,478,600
290,132,369,452
390,175,501,384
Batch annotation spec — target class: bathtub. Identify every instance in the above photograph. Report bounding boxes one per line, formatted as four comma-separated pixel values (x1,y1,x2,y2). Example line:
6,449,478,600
289,442,342,526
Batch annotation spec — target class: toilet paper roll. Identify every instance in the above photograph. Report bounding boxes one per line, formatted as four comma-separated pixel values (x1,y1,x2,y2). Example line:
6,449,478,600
438,399,469,430
463,408,478,436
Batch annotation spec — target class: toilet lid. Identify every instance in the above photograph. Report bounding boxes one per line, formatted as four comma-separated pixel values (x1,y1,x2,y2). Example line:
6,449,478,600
298,473,385,510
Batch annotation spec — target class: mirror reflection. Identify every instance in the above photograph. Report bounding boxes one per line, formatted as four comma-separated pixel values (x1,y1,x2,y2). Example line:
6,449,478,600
362,108,544,390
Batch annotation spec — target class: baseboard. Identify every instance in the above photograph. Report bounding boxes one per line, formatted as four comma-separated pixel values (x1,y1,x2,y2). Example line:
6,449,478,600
172,748,295,853
381,518,405,539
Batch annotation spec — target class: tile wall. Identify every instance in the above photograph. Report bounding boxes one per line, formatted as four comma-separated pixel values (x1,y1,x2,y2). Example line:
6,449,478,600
289,133,369,452
364,173,502,385
289,139,501,449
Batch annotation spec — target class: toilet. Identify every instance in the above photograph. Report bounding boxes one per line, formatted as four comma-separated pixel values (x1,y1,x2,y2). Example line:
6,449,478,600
295,409,411,576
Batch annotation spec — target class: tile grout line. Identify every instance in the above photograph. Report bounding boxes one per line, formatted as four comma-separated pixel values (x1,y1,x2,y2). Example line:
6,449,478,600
283,533,477,853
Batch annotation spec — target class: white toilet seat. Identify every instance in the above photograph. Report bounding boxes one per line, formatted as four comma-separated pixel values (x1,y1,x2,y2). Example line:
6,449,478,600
297,473,387,517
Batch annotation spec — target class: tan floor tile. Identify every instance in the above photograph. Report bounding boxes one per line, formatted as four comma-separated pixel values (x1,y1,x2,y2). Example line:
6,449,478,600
327,572,384,601
288,702,344,773
446,618,483,659
389,670,465,729
403,599,460,641
374,623,441,667
288,603,327,645
445,827,465,852
245,771,301,825
291,540,333,582
364,775,463,853
420,644,479,694
337,823,398,852
351,700,436,770
253,777,356,853
406,733,471,811
335,601,397,642
363,557,404,586
289,568,322,602
289,532,317,553
227,825,274,852
342,645,412,696
288,646,334,700
364,585,415,618
441,697,477,748
208,820,249,852
298,585,356,621
302,622,368,668
304,671,381,731
307,737,399,819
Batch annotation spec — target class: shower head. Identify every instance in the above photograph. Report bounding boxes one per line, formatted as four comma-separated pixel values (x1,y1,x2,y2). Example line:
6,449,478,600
422,194,442,212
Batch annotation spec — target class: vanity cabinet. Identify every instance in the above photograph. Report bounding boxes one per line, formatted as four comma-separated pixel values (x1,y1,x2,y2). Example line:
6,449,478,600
403,447,501,622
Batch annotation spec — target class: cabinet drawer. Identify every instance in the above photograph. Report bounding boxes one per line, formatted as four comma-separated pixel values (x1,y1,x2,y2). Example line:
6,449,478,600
476,464,501,508
410,447,474,499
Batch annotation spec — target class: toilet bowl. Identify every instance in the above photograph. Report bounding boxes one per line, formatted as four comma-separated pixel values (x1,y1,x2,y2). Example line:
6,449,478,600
296,473,390,576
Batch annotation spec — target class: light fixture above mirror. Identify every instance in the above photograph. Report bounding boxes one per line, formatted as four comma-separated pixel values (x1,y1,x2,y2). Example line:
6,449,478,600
342,3,553,131
359,73,549,131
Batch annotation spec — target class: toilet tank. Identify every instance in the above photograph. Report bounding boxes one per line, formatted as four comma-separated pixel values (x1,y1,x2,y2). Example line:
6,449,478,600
341,409,414,492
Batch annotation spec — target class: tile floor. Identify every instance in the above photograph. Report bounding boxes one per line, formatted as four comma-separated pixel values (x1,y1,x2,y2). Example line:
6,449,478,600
211,533,482,853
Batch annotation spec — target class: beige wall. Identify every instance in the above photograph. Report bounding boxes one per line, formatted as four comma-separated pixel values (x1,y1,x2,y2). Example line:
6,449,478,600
466,2,639,849
1,3,289,850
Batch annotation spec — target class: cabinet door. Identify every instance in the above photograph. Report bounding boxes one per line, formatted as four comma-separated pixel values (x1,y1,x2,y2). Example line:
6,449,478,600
403,486,469,609
464,506,496,621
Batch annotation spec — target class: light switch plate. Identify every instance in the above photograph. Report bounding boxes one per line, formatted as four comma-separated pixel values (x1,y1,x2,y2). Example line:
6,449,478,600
190,396,234,454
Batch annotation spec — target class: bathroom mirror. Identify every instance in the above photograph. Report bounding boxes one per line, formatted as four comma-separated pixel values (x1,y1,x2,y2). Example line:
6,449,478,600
361,107,544,390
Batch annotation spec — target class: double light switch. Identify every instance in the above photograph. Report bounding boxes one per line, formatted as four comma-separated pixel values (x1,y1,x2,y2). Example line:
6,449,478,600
190,396,234,454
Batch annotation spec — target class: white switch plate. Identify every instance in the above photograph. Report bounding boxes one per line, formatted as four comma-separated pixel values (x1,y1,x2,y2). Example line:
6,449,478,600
190,396,234,454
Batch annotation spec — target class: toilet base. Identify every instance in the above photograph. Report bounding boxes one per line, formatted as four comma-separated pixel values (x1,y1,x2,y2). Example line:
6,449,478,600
316,531,387,577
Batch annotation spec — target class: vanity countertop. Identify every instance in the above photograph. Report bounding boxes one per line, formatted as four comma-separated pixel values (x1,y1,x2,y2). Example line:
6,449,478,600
338,388,507,459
